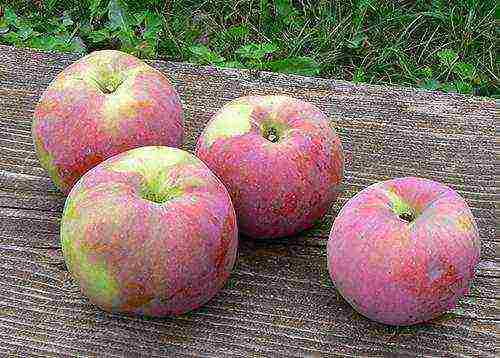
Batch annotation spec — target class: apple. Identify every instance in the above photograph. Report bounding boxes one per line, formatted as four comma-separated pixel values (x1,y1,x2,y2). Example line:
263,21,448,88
327,177,481,326
32,50,184,194
60,146,238,317
195,95,344,239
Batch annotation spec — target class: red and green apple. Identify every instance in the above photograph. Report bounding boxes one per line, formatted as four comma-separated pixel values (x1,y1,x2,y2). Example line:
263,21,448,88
60,146,238,317
195,95,344,239
328,177,481,325
33,50,184,194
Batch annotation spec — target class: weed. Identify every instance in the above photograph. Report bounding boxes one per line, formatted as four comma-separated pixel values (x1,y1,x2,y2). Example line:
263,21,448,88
0,0,497,97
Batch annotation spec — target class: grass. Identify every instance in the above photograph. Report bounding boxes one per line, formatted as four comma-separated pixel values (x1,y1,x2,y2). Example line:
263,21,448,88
0,0,497,97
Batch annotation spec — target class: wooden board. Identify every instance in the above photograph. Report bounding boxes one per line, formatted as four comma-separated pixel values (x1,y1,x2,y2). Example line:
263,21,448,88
0,44,498,357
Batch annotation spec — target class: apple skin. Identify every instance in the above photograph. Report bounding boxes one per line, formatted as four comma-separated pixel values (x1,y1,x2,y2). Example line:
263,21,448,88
60,146,237,317
33,50,184,194
195,95,344,239
327,177,481,326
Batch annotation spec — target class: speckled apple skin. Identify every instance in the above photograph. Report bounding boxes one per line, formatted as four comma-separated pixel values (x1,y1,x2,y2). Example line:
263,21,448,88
33,50,184,194
61,146,237,317
328,177,481,326
195,95,344,239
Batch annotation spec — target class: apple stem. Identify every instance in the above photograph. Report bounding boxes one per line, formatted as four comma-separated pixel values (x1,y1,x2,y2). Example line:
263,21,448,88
104,84,115,93
265,127,279,143
399,212,415,223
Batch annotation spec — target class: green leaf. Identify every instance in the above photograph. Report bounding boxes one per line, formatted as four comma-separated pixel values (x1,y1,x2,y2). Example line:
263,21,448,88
117,27,140,50
221,24,249,41
45,18,61,32
1,31,21,45
0,18,9,34
275,0,300,26
87,28,111,43
353,67,366,83
346,34,366,50
353,0,375,30
108,0,133,30
28,35,59,50
432,0,445,14
132,11,147,27
440,82,457,93
188,44,212,57
189,44,225,64
454,81,473,94
143,11,163,40
420,79,440,90
137,41,156,58
107,0,143,54
276,0,294,18
69,36,87,54
453,62,475,80
44,0,57,12
268,56,320,76
89,0,103,18
437,49,458,66
78,21,93,37
4,8,19,28
217,61,246,69
418,66,433,79
62,17,74,28
235,42,278,60
17,26,33,40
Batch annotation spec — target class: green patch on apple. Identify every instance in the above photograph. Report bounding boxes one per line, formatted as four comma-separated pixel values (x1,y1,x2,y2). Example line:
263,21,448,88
86,64,145,95
203,103,253,147
62,237,119,305
260,119,290,143
110,147,199,204
140,184,184,204
385,189,416,223
111,146,191,173
62,193,81,221
32,136,64,190
61,199,119,305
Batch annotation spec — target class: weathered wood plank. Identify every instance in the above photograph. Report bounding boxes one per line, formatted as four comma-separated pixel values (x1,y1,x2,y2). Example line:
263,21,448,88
0,44,498,357
0,244,497,358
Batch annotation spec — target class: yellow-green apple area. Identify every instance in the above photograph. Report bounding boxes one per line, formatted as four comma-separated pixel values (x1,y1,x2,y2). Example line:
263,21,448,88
32,50,184,194
61,146,238,317
196,95,344,239
327,177,481,326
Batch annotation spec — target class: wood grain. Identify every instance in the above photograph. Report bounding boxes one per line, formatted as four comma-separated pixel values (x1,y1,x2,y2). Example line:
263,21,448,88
0,44,498,357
